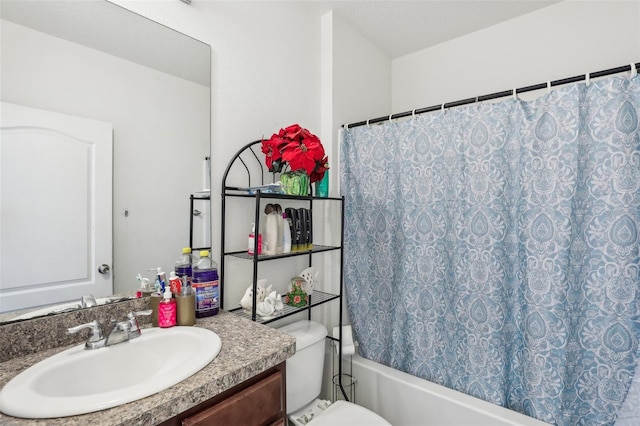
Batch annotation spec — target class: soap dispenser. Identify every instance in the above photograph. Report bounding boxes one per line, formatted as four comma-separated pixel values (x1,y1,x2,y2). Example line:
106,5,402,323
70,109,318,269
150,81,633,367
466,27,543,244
158,288,176,328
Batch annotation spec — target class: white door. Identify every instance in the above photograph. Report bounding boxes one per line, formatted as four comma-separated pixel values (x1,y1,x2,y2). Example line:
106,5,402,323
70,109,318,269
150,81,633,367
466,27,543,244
0,102,113,313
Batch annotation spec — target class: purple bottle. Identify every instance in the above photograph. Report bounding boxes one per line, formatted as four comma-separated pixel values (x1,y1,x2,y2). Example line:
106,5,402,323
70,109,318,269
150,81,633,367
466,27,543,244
192,250,219,318
175,247,193,285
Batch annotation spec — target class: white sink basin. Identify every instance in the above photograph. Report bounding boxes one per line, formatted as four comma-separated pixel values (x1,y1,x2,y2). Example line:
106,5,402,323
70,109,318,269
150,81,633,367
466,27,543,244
0,326,222,419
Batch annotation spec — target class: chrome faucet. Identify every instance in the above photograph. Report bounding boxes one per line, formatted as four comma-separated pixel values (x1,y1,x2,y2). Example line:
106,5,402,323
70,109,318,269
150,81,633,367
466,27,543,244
67,310,153,350
104,320,131,346
67,320,106,350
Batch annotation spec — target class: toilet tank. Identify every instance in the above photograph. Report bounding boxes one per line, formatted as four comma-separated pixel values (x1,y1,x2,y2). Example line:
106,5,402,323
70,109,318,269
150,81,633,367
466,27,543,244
278,320,327,413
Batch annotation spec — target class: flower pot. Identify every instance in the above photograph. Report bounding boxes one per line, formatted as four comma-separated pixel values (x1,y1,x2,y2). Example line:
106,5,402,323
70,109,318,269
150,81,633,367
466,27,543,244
280,171,310,196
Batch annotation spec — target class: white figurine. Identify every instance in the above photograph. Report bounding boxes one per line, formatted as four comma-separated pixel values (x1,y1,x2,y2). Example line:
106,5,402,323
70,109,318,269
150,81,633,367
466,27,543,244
299,267,319,296
240,278,273,312
240,286,254,311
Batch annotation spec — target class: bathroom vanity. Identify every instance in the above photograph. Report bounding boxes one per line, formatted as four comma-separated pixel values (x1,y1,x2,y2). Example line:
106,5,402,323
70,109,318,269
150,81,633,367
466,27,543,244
0,308,295,425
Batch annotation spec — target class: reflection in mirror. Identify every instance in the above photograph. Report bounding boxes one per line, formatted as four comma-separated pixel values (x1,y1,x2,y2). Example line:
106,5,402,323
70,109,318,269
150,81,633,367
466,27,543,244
0,1,211,323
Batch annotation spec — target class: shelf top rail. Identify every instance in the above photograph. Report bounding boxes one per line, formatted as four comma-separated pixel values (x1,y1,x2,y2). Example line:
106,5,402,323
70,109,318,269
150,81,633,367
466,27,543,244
222,139,298,194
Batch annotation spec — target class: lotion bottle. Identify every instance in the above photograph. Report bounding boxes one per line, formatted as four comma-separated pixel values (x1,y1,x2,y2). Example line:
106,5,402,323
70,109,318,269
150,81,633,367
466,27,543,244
248,223,262,255
158,288,176,328
283,213,292,254
263,204,278,255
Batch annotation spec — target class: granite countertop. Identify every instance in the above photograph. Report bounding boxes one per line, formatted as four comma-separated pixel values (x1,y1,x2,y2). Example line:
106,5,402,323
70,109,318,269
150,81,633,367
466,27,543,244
0,312,296,425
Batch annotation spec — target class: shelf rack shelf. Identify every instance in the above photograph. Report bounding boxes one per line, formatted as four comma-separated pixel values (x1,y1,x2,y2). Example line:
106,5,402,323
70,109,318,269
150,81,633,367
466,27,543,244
228,290,340,325
220,139,350,401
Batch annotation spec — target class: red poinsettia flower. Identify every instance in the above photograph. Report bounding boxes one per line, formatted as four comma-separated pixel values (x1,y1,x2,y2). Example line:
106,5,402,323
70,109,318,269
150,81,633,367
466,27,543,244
309,156,329,183
261,124,329,183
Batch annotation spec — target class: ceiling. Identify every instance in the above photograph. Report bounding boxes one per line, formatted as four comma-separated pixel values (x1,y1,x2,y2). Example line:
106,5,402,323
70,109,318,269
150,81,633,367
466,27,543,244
304,0,562,58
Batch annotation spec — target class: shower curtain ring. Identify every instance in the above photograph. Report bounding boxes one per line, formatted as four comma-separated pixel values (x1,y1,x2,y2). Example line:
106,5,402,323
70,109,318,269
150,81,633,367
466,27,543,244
412,109,416,120
631,62,637,77
585,72,590,87
547,81,552,94
512,88,518,101
388,114,393,124
366,119,371,127
441,103,446,113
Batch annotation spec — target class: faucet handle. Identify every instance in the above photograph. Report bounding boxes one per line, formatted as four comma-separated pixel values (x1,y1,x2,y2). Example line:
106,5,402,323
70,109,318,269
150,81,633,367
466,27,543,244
127,310,153,339
80,294,97,308
68,320,105,350
128,309,153,319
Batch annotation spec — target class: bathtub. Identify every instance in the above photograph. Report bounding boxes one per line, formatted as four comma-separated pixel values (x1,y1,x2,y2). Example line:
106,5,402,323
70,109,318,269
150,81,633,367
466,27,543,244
348,354,550,426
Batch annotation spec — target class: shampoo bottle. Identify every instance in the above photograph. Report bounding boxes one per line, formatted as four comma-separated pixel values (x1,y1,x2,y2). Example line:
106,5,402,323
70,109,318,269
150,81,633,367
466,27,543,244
283,213,292,254
263,204,278,255
158,288,176,328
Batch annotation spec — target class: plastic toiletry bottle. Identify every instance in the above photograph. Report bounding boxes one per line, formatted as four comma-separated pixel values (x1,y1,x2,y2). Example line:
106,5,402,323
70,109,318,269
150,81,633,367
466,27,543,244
286,208,300,252
297,208,308,250
263,204,278,255
248,223,262,255
176,276,196,326
158,288,176,328
275,204,284,254
175,247,193,287
283,213,292,254
306,208,313,250
169,271,182,295
192,250,219,318
156,267,167,293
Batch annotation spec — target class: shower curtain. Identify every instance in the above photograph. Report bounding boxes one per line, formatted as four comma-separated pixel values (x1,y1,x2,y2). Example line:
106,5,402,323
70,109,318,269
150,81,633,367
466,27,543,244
341,74,640,425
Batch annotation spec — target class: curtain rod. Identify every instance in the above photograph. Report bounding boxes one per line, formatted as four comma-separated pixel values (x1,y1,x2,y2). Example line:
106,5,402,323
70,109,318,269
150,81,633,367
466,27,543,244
344,61,640,129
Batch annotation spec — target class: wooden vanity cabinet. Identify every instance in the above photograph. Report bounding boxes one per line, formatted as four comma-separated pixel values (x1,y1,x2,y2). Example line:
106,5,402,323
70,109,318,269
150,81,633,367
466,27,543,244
159,362,286,426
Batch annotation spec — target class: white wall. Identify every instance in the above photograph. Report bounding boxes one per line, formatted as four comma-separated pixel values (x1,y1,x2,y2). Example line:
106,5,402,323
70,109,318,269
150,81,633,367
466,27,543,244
320,9,391,400
198,1,324,307
1,19,210,295
106,1,324,305
392,0,640,111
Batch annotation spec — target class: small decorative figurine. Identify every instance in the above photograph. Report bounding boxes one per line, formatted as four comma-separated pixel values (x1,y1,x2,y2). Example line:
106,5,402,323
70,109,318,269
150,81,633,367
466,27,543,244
256,290,284,318
240,279,272,312
299,266,319,296
285,275,309,308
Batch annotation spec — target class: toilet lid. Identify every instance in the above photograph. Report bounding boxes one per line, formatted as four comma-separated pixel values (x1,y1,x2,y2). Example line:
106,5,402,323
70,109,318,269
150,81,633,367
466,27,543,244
312,401,391,426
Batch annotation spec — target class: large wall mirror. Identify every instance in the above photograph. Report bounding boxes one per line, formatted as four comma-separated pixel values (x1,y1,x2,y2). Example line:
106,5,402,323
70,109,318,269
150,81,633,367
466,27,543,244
0,0,211,322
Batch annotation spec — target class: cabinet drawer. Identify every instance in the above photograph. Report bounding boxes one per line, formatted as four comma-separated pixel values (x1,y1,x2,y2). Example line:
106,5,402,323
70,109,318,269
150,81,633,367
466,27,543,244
182,370,284,426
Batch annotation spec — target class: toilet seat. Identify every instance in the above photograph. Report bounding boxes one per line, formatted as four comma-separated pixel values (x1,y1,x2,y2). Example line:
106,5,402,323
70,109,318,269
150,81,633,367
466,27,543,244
308,400,391,426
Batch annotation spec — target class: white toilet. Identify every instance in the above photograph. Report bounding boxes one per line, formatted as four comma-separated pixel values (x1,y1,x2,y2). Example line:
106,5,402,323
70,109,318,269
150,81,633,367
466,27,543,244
279,320,391,426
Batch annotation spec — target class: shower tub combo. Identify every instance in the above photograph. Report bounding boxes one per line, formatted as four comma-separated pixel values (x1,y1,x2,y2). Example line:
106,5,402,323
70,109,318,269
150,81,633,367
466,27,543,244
350,354,551,426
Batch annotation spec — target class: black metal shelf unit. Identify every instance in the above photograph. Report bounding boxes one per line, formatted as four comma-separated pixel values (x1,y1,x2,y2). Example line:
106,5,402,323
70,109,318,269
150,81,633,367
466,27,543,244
220,139,349,400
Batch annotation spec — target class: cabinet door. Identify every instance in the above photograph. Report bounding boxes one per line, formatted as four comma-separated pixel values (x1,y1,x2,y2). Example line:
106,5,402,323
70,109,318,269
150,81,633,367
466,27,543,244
182,370,284,426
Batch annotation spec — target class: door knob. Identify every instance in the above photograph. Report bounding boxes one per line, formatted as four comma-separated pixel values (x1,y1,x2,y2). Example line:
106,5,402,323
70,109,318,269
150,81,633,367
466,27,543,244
98,264,110,274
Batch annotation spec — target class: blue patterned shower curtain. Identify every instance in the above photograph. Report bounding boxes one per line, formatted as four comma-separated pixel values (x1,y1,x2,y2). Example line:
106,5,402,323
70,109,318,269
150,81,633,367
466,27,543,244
341,75,640,425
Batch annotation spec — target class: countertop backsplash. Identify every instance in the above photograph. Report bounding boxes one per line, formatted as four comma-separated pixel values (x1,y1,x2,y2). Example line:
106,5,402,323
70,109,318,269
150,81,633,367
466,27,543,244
0,297,151,363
